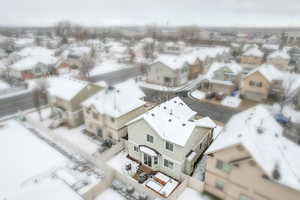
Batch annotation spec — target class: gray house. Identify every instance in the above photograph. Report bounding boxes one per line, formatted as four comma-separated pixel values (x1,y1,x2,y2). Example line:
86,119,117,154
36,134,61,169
127,97,216,179
146,55,189,87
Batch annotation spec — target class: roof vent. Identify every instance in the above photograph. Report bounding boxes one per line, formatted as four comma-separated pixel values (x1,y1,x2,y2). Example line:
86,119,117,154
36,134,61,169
182,123,186,126
272,164,281,180
151,113,155,117
163,106,167,110
168,119,172,122
237,134,242,138
257,127,264,134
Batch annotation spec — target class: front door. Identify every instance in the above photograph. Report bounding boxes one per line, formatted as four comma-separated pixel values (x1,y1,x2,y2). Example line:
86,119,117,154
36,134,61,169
143,153,152,167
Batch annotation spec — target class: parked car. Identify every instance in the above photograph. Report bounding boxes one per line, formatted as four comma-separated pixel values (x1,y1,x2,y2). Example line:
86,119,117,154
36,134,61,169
215,92,225,101
205,91,216,99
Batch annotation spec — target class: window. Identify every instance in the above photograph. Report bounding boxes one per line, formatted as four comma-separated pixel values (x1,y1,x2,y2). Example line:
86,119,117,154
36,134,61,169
154,156,158,164
92,112,98,120
165,141,173,151
110,117,115,122
164,77,171,83
215,179,225,191
256,82,262,87
134,146,139,152
147,135,154,143
240,194,252,200
216,160,232,173
249,81,255,86
164,159,174,169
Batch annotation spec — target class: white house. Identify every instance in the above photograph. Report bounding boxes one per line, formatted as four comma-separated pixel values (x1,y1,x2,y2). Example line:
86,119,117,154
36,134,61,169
82,80,147,140
127,97,216,179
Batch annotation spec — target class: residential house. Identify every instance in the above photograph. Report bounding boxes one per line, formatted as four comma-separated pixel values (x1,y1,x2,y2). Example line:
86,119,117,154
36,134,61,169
163,41,185,55
47,77,105,128
240,64,283,101
146,55,190,87
204,106,300,200
240,47,264,66
82,80,147,141
201,62,242,95
284,32,300,45
267,50,291,71
188,58,205,80
127,97,216,179
9,55,58,80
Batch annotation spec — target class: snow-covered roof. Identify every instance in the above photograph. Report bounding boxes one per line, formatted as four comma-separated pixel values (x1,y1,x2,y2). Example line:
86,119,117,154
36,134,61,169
187,46,230,61
268,50,291,60
83,79,145,118
15,46,54,57
0,120,83,200
10,55,58,71
69,46,91,58
246,64,283,82
129,97,215,147
47,77,89,101
153,54,188,70
243,47,264,57
14,38,34,47
205,62,242,80
262,44,279,51
207,105,300,191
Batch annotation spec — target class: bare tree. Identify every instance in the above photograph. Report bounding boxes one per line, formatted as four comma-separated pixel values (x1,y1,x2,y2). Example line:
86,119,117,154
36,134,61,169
32,79,49,121
177,26,201,43
279,76,298,113
129,48,136,64
79,56,95,80
143,42,155,60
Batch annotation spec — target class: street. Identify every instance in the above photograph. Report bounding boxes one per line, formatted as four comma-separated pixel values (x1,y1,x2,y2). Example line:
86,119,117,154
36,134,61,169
0,67,142,119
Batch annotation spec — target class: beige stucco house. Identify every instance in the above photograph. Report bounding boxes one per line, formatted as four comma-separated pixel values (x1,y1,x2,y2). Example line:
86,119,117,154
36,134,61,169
266,50,291,71
240,64,283,101
201,62,242,95
47,77,105,128
146,55,190,87
82,80,147,141
127,97,216,180
240,47,264,66
204,106,300,200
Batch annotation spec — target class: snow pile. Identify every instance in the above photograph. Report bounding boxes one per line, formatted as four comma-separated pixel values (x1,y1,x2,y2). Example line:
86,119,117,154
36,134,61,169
191,90,205,100
178,188,213,200
207,105,300,191
221,96,241,108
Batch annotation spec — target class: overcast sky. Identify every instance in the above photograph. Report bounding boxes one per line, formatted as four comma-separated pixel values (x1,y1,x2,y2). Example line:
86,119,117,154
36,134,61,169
1,0,300,27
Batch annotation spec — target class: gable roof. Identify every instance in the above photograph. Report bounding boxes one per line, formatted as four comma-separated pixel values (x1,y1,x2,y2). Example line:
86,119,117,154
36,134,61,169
128,97,215,147
10,55,58,71
207,105,300,191
47,77,89,101
83,79,145,118
206,62,242,80
246,64,283,82
153,54,189,70
243,47,264,57
268,50,291,60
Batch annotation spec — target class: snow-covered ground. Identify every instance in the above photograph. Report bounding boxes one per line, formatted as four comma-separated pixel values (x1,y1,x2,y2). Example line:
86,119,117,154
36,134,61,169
221,96,241,108
178,188,213,200
0,119,102,200
192,155,207,181
95,188,125,200
26,108,100,155
191,90,205,100
0,80,10,90
106,150,137,175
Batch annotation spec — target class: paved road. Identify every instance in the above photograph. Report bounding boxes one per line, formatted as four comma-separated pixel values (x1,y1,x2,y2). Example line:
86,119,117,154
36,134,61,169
0,67,143,119
181,97,239,123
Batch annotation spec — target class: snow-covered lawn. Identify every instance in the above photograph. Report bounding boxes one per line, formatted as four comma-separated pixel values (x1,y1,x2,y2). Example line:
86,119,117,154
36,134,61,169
178,188,213,200
191,90,205,100
95,188,125,200
26,108,100,155
0,120,83,200
221,96,241,108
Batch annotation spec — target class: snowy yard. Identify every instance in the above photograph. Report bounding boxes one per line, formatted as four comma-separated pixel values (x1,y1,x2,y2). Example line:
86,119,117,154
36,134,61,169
178,188,214,200
26,108,101,155
95,188,125,200
90,60,133,76
221,96,241,108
